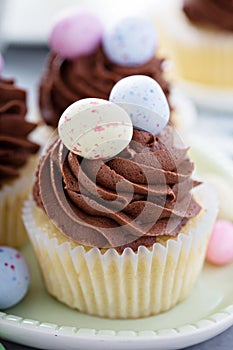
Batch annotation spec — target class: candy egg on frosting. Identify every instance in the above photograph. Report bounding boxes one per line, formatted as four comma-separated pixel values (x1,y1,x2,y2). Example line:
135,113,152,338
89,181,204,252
49,11,104,59
0,246,30,309
103,17,157,67
109,75,170,135
58,98,133,160
206,220,233,266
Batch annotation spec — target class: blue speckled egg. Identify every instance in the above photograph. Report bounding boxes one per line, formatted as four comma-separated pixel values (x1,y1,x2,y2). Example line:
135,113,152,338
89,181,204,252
103,17,157,67
109,75,170,135
0,246,30,309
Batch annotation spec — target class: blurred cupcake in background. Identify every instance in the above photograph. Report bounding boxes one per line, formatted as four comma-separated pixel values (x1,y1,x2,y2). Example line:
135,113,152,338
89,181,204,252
0,53,40,247
155,0,233,110
38,11,196,133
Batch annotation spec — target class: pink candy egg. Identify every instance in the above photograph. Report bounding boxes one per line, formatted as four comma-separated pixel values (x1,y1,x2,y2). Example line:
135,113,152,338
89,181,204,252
49,11,104,59
206,220,233,266
0,54,4,74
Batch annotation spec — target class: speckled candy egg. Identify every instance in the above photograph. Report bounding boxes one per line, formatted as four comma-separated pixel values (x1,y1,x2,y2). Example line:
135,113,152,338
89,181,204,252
58,98,133,160
0,247,30,309
109,75,170,135
49,11,104,59
103,17,157,66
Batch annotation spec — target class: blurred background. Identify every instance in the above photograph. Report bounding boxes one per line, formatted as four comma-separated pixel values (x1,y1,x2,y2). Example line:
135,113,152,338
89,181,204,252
0,0,156,45
0,0,156,108
0,0,232,156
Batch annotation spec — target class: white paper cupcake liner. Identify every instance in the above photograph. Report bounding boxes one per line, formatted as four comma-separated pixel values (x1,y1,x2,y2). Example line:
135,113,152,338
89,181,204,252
0,156,38,247
23,184,218,319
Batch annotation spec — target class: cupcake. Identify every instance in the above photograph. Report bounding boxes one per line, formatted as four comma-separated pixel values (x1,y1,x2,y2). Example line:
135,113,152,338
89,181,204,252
155,0,233,90
39,12,192,131
23,76,218,319
0,59,40,247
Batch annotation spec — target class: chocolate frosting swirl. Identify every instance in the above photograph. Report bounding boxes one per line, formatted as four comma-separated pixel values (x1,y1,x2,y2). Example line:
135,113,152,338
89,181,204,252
183,0,233,32
33,125,201,252
0,77,40,183
39,46,171,128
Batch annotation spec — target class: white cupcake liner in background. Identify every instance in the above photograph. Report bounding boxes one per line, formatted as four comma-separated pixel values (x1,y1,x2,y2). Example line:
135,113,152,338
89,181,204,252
0,156,38,247
23,183,218,319
153,0,233,112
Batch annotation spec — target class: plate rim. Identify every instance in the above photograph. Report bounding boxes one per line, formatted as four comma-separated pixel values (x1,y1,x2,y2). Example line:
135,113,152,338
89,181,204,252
1,304,233,339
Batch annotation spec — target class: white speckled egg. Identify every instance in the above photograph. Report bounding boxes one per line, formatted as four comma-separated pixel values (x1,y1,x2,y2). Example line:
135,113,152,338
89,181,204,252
58,98,133,160
102,17,157,66
0,246,30,309
109,75,170,135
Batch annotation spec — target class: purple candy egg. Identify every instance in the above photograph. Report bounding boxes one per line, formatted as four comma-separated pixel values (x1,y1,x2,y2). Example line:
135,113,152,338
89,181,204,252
49,11,104,59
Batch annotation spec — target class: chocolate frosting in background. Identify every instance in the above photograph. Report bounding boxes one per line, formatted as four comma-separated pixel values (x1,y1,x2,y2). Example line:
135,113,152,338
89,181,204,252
34,125,201,252
183,0,233,32
39,46,171,128
0,77,39,184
